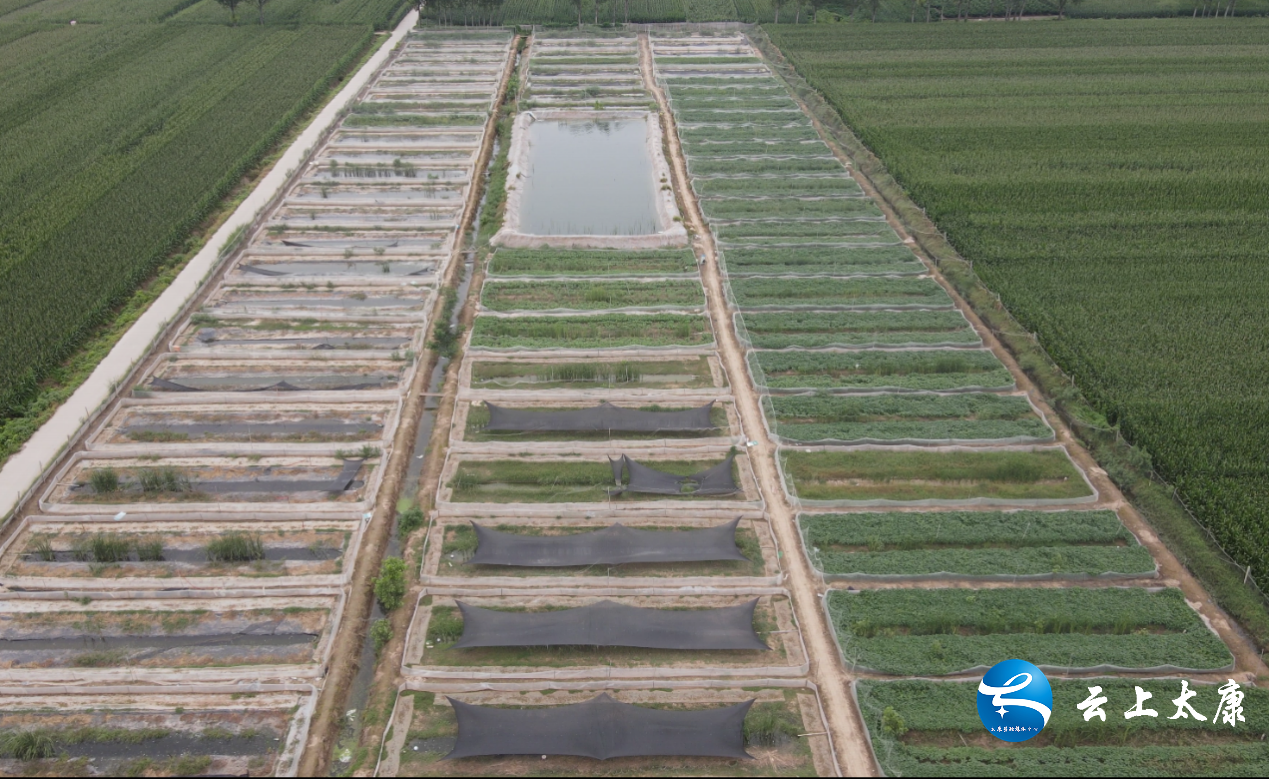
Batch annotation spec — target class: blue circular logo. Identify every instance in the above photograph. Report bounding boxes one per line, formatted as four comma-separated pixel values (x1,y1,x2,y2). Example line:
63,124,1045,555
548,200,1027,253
977,659,1052,742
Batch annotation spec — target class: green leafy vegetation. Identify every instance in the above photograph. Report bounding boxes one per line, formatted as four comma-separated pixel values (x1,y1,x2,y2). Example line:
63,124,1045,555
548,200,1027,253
470,357,714,390
752,349,1012,392
470,313,712,349
858,677,1269,777
783,448,1093,502
768,392,1052,443
371,618,393,659
374,557,407,611
800,510,1156,577
488,248,696,276
448,458,742,503
828,586,1233,675
729,276,951,310
481,279,705,312
741,310,980,349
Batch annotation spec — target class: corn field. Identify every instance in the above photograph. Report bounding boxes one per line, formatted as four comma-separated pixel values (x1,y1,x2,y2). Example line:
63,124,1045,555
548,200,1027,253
769,18,1269,584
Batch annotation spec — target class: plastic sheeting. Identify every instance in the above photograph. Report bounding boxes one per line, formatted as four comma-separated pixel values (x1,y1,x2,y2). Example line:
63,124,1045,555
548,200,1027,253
485,401,714,433
452,599,768,650
466,519,747,567
610,453,738,496
445,693,754,760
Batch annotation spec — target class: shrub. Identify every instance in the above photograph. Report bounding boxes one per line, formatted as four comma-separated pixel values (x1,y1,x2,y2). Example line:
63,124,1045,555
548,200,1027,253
396,503,425,537
206,533,265,563
371,619,394,658
89,468,119,494
1,731,55,760
881,706,907,737
374,557,407,612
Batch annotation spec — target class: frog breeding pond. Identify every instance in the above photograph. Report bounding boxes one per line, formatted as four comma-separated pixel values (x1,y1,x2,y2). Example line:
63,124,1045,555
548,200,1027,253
517,117,661,236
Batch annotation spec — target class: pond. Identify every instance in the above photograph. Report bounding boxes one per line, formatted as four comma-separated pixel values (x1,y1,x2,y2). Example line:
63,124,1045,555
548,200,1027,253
518,118,660,236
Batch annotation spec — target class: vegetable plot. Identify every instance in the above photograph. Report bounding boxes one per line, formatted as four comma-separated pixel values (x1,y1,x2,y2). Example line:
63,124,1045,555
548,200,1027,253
800,510,1156,578
827,587,1233,675
767,393,1052,444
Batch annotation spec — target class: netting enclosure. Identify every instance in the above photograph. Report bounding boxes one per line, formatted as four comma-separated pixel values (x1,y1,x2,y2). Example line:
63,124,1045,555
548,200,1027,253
610,453,738,495
466,519,747,567
445,693,754,760
149,377,384,392
485,401,714,432
452,599,768,650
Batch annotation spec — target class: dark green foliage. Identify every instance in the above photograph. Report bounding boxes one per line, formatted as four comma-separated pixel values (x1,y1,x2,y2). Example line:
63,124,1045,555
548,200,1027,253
374,556,407,612
0,14,378,446
396,503,425,537
371,618,393,659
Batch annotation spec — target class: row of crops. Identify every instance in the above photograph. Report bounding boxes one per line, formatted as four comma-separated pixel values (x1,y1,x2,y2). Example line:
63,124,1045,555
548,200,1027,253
654,32,1244,775
0,2,413,462
391,31,830,778
763,19,1269,602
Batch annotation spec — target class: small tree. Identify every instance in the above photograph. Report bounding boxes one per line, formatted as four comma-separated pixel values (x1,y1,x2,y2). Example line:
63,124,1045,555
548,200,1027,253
1055,0,1085,18
254,0,269,24
215,0,244,25
881,706,908,737
373,557,407,611
370,619,394,658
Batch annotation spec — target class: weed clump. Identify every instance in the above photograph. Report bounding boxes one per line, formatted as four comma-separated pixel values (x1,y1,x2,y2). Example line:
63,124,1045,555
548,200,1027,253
0,731,56,760
206,533,265,563
89,468,119,494
371,618,393,658
374,557,407,611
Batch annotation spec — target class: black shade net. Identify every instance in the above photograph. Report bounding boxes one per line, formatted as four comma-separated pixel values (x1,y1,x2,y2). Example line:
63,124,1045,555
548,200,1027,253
445,693,754,760
485,401,715,433
452,599,768,650
466,519,747,567
610,453,738,496
149,377,384,393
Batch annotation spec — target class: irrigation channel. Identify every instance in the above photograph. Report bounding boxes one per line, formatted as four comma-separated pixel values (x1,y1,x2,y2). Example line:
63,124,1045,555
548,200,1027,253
1,20,1264,779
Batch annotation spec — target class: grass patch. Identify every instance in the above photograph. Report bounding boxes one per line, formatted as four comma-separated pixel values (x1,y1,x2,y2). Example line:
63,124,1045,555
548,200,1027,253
722,245,920,276
783,448,1093,503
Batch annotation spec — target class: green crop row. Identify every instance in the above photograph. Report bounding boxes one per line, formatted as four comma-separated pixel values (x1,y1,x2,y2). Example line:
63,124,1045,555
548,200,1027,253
730,276,952,310
470,313,713,350
800,510,1157,577
716,219,897,242
783,448,1093,503
769,392,1051,444
740,310,980,349
480,279,705,312
723,245,919,277
858,677,1269,777
828,587,1233,675
448,457,740,503
694,175,862,198
487,248,697,276
700,197,880,222
752,348,1010,392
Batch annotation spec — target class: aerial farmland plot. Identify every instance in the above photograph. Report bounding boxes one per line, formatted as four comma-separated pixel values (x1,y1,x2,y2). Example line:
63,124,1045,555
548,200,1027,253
4,9,1266,776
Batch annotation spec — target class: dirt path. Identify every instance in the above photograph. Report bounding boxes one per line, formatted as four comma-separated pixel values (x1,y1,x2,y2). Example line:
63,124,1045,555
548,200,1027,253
639,33,874,778
298,35,521,778
745,39,1268,685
